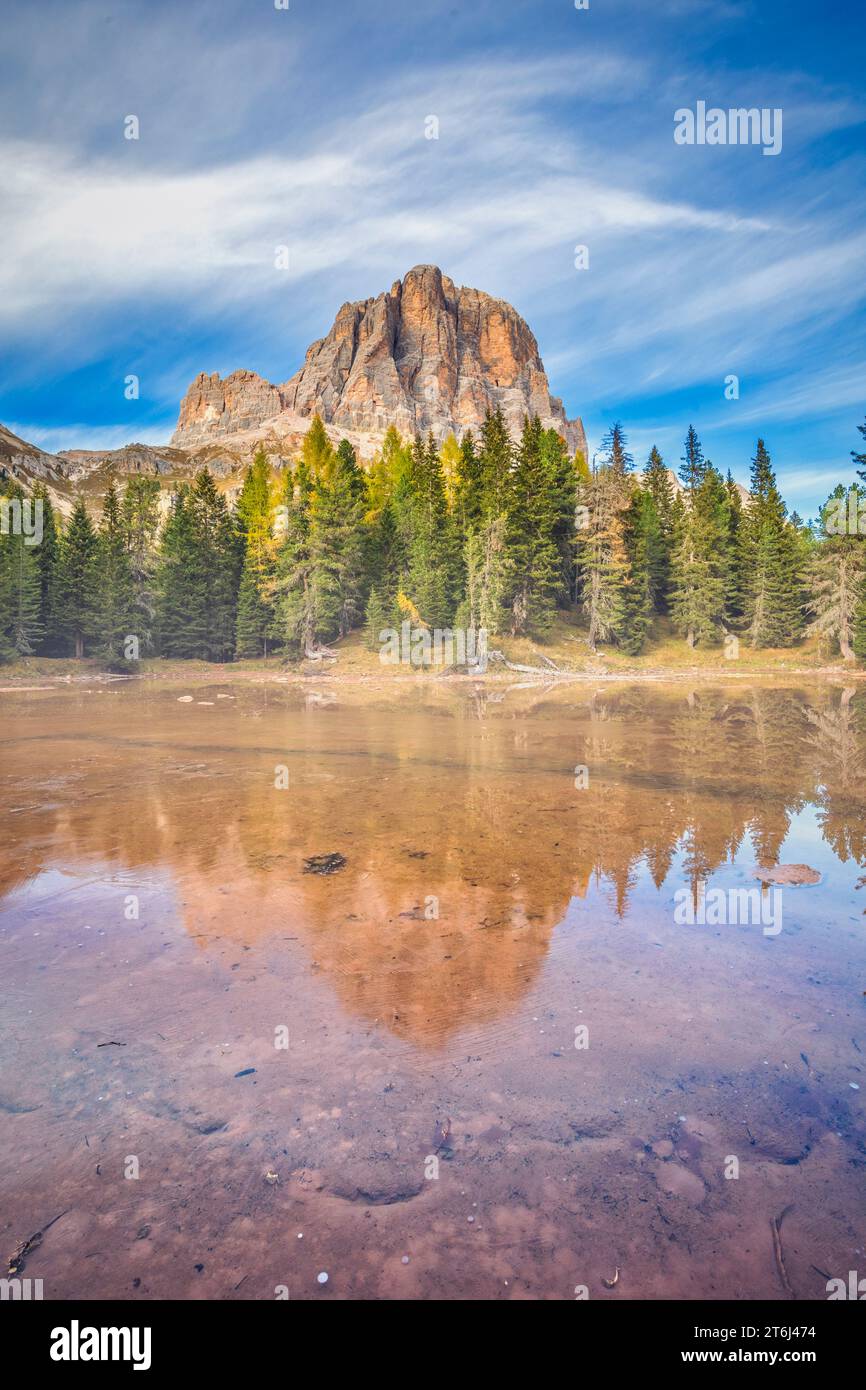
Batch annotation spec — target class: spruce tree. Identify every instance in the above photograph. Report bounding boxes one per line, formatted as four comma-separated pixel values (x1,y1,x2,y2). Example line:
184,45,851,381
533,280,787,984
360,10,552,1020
642,446,674,609
364,585,393,653
274,460,315,655
235,448,277,657
723,471,745,626
188,468,242,661
0,484,43,657
502,417,562,634
852,416,866,483
121,476,161,652
57,498,99,658
95,481,136,665
679,424,707,493
155,486,199,658
31,483,61,652
296,438,370,644
575,459,631,649
404,433,456,629
619,486,658,654
156,470,240,660
669,462,728,647
741,440,803,647
809,485,865,662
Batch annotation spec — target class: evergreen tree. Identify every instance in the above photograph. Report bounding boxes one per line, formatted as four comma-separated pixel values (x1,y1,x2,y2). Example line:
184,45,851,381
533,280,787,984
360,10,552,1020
810,485,865,662
274,460,315,655
56,498,99,658
642,446,674,608
188,469,241,660
307,438,369,640
543,428,579,605
155,470,240,660
619,485,660,653
404,432,456,629
503,417,563,634
741,440,803,647
601,421,633,478
235,448,277,657
723,471,745,626
363,585,394,653
679,424,707,493
669,462,728,647
0,483,43,657
95,481,136,664
155,486,199,658
31,484,61,652
575,458,631,649
478,408,513,516
852,416,866,483
121,476,161,652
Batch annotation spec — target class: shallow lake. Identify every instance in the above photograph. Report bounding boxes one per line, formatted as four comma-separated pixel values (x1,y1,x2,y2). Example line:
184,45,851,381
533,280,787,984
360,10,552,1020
1,677,864,1299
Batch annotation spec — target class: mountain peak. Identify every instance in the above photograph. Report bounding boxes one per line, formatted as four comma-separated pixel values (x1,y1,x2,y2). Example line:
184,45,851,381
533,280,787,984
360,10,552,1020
172,268,586,457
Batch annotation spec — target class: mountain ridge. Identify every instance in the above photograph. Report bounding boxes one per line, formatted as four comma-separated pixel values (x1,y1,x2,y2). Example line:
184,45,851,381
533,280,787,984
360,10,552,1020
172,265,586,457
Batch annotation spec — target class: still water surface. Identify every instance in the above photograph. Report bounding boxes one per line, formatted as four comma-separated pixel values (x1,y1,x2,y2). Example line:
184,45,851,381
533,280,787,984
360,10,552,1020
1,679,864,1298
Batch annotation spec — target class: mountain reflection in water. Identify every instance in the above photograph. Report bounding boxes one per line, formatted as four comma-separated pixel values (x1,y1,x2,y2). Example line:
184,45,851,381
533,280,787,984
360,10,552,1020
1,680,864,1300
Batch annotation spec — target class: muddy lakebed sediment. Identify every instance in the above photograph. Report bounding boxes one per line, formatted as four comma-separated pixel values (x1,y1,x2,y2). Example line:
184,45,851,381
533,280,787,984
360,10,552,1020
1,677,864,1299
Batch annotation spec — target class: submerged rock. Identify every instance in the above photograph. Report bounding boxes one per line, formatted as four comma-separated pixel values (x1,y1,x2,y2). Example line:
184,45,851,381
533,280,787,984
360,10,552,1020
753,864,821,886
303,852,347,875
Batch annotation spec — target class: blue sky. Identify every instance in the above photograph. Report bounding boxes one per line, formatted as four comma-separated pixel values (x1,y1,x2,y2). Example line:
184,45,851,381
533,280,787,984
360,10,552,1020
0,0,863,515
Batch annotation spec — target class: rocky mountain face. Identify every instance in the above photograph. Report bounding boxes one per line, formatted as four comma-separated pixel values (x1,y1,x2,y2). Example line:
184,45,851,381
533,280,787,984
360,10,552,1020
172,265,586,458
2,268,587,509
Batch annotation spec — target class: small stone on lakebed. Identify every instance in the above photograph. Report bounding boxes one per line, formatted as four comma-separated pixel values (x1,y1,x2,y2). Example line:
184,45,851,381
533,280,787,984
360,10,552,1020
303,853,347,875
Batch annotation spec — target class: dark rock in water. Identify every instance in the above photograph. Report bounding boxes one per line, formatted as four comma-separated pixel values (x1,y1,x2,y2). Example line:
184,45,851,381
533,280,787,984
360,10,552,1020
303,852,347,875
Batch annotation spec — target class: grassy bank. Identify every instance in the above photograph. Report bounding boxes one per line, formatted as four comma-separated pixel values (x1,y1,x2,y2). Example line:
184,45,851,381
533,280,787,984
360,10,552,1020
0,617,862,688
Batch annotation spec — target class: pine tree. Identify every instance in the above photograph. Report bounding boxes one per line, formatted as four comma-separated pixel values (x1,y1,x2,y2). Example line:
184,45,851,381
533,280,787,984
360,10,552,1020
679,424,707,493
56,498,99,658
31,484,61,652
155,470,240,660
302,438,370,643
575,459,631,649
363,585,393,652
619,486,660,654
274,460,315,655
0,484,43,657
121,476,161,652
542,428,579,605
741,440,803,647
478,408,513,516
504,416,562,635
155,486,200,658
642,446,674,609
852,416,866,483
669,461,728,647
810,485,865,662
235,448,277,658
723,471,745,626
95,481,136,665
602,421,633,478
453,430,484,539
404,433,456,629
188,469,242,660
